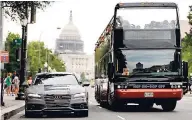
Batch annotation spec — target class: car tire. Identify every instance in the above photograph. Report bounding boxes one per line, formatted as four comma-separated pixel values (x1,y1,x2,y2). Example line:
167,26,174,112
25,104,41,118
25,110,34,118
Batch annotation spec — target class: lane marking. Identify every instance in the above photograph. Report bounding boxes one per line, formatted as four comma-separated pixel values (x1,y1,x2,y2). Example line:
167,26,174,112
98,106,102,108
117,115,126,120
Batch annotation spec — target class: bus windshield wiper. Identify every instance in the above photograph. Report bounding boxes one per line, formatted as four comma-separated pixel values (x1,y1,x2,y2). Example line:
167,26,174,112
146,75,171,78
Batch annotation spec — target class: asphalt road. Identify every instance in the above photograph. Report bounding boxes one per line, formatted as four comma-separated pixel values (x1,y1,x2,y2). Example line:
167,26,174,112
10,87,192,120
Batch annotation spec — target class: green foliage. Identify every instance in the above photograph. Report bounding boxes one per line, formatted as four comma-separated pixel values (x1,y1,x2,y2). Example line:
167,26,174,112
80,72,86,82
3,1,53,21
182,6,192,75
27,41,66,76
4,32,21,72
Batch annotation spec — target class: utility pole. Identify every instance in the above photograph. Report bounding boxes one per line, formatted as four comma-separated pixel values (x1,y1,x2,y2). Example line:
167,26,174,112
23,2,28,83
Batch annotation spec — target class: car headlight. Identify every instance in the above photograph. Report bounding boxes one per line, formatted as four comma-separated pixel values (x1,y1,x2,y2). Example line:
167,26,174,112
28,93,41,98
73,93,86,98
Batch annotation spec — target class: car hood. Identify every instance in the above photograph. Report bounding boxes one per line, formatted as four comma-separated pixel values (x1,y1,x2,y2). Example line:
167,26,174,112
27,84,86,95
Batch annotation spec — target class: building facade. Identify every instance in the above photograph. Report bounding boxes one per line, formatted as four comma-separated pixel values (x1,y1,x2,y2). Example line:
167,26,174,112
55,11,94,80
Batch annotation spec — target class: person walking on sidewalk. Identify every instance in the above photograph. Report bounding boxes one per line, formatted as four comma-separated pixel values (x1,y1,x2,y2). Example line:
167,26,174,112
13,75,20,96
5,73,12,96
11,71,17,96
27,77,32,86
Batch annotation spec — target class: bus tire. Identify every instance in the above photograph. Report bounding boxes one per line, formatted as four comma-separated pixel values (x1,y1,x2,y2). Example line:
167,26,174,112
161,100,177,111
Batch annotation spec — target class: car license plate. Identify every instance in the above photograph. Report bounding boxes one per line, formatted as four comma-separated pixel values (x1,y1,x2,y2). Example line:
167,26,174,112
54,100,70,103
144,92,154,97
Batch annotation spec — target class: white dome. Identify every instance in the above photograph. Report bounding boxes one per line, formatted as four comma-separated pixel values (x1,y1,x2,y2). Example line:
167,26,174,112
59,11,81,40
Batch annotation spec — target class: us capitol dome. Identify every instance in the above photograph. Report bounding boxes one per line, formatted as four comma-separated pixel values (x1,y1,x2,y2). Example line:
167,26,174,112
55,10,84,54
55,10,94,80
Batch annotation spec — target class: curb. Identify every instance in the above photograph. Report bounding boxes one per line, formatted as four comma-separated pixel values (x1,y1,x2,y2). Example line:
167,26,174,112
1,103,25,120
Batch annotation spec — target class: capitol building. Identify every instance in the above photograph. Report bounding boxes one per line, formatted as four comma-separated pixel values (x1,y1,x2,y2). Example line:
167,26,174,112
55,11,94,80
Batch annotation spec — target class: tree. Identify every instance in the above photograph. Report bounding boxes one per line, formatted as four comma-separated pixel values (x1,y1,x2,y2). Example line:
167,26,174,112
182,6,192,74
4,32,21,73
2,1,53,21
80,72,86,82
27,41,66,76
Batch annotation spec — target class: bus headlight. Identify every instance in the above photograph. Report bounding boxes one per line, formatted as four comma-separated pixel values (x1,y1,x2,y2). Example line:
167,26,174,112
170,82,182,89
117,85,127,89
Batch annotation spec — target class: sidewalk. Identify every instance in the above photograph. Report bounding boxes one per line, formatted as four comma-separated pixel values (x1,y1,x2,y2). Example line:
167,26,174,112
1,94,25,120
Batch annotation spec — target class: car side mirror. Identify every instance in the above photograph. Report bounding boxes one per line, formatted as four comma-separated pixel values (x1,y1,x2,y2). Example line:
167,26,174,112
79,81,82,85
108,63,114,81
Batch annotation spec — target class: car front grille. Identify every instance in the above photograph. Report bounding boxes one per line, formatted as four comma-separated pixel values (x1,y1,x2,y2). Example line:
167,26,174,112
44,94,71,108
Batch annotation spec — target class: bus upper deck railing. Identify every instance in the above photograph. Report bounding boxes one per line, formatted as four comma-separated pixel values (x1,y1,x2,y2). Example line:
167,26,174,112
116,2,178,8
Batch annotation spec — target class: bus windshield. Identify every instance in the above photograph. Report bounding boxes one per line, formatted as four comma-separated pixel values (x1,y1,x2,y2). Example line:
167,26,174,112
115,49,181,77
116,7,178,29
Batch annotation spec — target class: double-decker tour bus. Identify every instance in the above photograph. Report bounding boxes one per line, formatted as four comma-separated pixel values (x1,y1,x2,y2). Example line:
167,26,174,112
94,2,189,111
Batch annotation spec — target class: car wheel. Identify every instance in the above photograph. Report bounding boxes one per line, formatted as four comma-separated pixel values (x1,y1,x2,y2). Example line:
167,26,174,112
25,104,42,118
25,110,34,118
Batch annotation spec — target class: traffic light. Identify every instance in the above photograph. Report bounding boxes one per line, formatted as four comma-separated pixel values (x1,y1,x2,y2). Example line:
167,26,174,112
16,48,21,62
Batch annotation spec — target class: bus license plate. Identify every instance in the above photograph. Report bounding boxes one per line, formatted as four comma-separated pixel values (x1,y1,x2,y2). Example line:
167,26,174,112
144,92,154,97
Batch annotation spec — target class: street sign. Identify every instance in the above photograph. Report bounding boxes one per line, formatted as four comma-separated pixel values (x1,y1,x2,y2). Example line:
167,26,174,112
0,51,9,63
13,39,22,45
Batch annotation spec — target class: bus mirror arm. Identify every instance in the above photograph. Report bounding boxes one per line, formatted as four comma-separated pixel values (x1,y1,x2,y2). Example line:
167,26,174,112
108,63,114,82
183,61,188,79
183,61,189,92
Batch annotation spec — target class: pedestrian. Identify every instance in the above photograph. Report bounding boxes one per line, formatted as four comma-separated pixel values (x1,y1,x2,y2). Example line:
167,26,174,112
27,76,32,86
13,75,20,96
11,71,17,96
5,73,12,96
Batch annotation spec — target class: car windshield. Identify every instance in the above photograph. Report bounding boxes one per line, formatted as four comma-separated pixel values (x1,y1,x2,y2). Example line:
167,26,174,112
115,49,181,77
34,74,79,85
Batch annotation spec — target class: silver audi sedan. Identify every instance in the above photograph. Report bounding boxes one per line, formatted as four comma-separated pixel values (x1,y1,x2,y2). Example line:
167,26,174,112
25,72,89,117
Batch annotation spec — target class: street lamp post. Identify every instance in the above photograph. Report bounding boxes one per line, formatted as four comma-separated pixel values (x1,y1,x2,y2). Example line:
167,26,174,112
16,17,28,100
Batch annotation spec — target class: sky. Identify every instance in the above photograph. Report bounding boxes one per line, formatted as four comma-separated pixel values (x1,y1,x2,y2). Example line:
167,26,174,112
2,0,192,54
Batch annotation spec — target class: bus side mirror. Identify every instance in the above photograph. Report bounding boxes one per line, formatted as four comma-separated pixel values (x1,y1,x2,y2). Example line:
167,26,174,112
183,61,188,78
108,63,114,81
183,61,189,94
114,28,124,49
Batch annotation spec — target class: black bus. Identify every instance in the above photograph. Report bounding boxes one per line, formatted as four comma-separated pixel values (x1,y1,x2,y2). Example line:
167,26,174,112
94,2,189,111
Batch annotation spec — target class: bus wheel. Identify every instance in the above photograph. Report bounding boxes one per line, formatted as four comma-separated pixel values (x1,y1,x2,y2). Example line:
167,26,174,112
161,100,177,112
100,101,108,108
107,93,122,111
